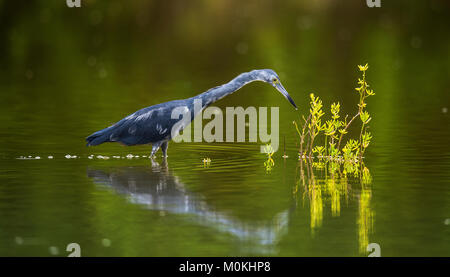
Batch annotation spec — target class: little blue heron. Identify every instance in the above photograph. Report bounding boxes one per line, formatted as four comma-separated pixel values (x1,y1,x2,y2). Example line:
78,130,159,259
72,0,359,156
86,69,297,157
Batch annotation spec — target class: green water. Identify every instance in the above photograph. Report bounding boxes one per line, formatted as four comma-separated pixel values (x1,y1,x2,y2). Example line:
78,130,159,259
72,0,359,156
0,1,449,256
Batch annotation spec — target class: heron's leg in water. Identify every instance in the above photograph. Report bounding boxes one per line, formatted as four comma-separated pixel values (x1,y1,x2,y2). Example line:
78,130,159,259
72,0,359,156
150,142,162,158
150,159,160,168
161,141,169,158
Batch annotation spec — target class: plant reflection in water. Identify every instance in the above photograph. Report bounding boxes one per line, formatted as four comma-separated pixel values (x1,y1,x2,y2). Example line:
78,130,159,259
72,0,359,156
294,158,374,254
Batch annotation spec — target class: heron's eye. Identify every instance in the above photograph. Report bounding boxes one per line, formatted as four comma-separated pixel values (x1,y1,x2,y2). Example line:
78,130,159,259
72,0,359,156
272,78,278,83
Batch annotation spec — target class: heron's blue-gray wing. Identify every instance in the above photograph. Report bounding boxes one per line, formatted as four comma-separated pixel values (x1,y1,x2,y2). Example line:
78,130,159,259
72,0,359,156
108,105,179,146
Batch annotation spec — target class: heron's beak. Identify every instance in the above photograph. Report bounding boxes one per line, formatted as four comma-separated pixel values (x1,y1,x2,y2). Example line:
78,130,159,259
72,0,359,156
275,82,298,110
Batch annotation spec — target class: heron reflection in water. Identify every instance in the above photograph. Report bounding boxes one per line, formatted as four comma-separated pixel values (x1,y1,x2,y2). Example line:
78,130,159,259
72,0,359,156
87,160,289,253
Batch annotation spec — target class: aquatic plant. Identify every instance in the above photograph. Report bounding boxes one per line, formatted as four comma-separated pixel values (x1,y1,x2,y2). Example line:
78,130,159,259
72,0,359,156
324,102,343,160
307,93,325,158
202,157,211,167
293,63,375,177
263,144,275,172
292,65,377,249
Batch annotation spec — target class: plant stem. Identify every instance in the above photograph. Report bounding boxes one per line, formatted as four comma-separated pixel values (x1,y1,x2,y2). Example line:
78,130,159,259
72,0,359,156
309,135,315,159
358,123,365,160
337,112,360,151
300,114,311,157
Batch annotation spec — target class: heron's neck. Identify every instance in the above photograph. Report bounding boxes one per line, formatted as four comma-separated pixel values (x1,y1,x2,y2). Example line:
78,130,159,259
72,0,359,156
193,71,258,108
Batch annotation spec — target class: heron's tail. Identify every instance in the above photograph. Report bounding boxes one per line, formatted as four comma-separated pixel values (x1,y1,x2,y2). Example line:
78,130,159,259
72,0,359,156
86,127,112,146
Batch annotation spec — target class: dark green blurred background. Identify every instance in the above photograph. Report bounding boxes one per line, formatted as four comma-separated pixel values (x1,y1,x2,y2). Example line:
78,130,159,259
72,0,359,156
0,0,449,256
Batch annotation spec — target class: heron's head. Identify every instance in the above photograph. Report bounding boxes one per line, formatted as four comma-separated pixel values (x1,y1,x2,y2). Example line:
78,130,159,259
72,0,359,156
253,69,298,110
